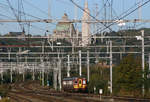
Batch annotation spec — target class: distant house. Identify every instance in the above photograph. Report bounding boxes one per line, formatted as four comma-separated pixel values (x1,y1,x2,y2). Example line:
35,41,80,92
7,31,26,40
98,61,114,68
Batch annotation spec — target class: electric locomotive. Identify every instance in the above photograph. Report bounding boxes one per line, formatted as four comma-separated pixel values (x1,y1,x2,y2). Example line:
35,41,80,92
62,77,87,92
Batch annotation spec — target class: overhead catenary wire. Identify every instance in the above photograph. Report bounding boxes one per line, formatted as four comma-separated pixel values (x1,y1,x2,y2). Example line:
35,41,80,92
30,24,49,32
0,2,43,20
6,0,23,30
70,0,150,34
21,0,57,27
20,0,27,24
18,0,28,31
56,0,71,5
24,0,49,17
0,13,13,19
2,1,48,34
70,0,113,32
99,0,149,32
98,0,150,33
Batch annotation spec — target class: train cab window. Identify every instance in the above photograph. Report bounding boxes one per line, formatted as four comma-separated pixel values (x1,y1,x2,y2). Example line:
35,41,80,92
79,80,82,84
83,80,86,84
74,80,78,84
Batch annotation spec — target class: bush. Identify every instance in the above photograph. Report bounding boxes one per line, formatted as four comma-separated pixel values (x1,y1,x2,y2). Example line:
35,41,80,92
88,63,110,95
0,98,10,102
0,85,11,97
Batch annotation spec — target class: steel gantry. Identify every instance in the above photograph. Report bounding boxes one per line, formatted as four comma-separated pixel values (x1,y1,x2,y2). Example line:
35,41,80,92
0,19,150,23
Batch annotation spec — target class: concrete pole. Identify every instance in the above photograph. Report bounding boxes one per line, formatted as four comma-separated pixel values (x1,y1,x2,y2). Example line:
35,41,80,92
16,55,19,73
0,63,3,82
42,42,45,54
79,50,82,77
8,48,11,61
149,53,150,78
23,72,25,82
110,41,113,94
18,48,21,75
141,30,145,96
42,63,45,86
148,53,150,92
40,70,41,81
8,49,12,83
87,50,90,82
42,41,45,86
57,48,62,91
10,62,12,83
23,57,27,82
32,62,35,80
23,64,25,82
67,55,70,77
46,71,49,86
58,58,62,91
53,67,57,90
106,41,109,54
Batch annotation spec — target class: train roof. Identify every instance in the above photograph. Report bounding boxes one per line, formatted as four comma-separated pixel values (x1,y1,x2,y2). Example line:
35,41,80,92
63,77,86,81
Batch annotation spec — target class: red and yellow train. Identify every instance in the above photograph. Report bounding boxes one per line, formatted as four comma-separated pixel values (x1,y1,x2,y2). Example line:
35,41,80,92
62,77,87,92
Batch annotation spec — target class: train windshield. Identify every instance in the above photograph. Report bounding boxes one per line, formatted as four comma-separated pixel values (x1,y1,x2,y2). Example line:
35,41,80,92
83,80,86,84
79,79,82,84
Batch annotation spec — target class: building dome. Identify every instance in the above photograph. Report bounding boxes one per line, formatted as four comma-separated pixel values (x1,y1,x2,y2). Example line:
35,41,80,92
62,13,69,21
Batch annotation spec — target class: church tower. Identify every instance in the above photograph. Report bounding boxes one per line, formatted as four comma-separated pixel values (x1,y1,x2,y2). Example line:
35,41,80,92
82,0,91,46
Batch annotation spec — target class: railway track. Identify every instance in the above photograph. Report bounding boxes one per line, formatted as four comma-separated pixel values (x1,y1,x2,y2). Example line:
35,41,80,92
9,81,150,102
10,81,102,102
8,93,33,102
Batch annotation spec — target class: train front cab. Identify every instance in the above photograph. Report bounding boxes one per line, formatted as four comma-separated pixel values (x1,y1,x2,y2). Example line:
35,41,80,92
73,78,87,92
73,78,79,91
80,78,87,91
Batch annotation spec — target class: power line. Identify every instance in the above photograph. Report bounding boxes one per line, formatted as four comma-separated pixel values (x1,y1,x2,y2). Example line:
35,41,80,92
98,0,150,33
70,0,113,32
70,0,150,34
0,13,13,19
6,0,24,31
30,24,48,32
0,2,43,20
56,0,71,5
24,0,48,17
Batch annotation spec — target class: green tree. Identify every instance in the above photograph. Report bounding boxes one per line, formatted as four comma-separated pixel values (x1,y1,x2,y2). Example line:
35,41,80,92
143,66,150,97
113,54,143,97
88,64,109,95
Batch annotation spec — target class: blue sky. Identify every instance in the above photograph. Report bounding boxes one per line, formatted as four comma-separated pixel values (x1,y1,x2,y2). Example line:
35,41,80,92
0,0,150,35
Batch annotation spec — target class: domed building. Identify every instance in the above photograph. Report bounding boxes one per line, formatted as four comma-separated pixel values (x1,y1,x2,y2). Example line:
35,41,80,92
52,13,77,44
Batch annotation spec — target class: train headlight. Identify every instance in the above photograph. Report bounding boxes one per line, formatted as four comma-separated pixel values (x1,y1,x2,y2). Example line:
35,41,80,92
63,81,66,85
83,80,86,84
